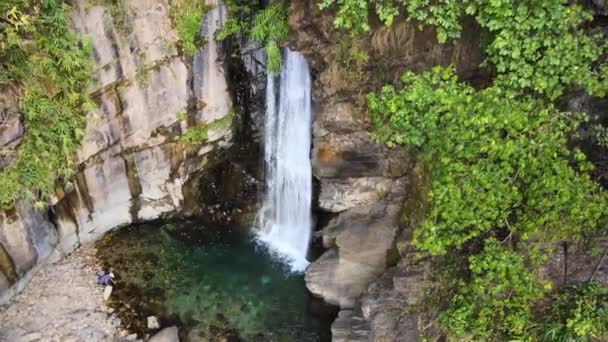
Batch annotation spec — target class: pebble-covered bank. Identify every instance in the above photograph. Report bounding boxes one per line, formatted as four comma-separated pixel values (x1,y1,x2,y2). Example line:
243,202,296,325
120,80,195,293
0,245,122,342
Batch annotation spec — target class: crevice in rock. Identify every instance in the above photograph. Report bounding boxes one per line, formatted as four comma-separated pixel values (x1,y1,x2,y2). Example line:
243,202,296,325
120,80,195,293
122,155,143,222
49,197,82,250
0,243,18,285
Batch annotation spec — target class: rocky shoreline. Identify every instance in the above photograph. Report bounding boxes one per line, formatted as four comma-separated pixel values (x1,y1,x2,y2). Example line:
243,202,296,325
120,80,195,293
0,245,123,342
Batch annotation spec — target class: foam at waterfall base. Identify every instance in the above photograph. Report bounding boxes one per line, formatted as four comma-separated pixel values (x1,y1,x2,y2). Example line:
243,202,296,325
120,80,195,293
256,225,310,273
255,48,313,273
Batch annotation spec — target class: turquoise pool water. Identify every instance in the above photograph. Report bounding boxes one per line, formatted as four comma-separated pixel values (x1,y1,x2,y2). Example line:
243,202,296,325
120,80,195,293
97,220,334,341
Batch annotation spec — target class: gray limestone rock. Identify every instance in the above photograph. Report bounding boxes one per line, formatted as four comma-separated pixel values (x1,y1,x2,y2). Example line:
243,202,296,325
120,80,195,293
0,0,237,303
305,204,401,308
331,310,371,342
148,326,179,342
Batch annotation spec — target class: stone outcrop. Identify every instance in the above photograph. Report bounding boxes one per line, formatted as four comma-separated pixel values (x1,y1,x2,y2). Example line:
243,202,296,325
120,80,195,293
305,201,403,308
0,202,59,303
0,0,236,303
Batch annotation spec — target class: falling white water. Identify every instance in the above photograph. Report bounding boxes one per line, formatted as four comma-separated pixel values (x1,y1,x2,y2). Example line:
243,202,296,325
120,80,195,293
256,49,313,272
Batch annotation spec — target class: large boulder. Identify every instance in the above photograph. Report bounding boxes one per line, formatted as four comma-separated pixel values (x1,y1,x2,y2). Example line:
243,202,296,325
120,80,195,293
306,203,402,308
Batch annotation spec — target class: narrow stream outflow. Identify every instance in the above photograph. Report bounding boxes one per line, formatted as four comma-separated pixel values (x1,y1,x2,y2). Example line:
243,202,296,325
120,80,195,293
256,49,313,272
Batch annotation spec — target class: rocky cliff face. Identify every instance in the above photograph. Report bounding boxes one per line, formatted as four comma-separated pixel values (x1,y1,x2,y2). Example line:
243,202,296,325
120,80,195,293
0,0,236,303
286,1,482,340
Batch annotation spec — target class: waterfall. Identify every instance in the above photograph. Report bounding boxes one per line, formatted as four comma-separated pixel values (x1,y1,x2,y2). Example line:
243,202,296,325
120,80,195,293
256,49,313,272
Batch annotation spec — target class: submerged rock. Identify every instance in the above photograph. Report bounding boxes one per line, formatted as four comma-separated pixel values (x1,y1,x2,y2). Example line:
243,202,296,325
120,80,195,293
148,326,179,342
147,316,161,330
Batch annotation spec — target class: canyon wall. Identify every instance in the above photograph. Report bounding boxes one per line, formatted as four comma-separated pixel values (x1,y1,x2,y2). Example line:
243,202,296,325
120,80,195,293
0,0,235,303
286,1,483,340
289,2,608,341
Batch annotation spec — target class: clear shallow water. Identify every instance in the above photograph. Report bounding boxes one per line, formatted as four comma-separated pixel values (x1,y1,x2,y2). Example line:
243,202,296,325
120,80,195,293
97,220,334,341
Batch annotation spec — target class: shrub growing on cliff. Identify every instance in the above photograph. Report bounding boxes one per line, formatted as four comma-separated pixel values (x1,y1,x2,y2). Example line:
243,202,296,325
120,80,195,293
539,281,608,341
217,1,288,74
169,0,210,57
320,1,608,338
368,67,606,255
321,0,608,99
0,0,94,208
440,240,548,340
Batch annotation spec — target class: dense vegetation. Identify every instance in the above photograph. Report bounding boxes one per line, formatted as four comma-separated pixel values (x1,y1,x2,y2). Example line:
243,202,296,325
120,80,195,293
323,0,608,340
0,0,93,208
218,0,288,73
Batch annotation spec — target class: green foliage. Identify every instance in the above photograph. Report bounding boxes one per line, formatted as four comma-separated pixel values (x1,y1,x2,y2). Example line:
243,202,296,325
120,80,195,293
169,0,209,57
440,240,547,340
97,0,208,56
320,0,608,99
368,67,607,339
0,0,94,208
540,281,608,341
264,40,281,75
325,0,608,340
591,123,608,148
181,125,209,143
319,0,371,35
216,17,242,41
217,1,288,74
368,67,607,255
179,111,236,144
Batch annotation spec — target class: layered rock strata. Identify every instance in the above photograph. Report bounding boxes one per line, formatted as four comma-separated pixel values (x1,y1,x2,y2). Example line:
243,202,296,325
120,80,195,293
0,0,235,303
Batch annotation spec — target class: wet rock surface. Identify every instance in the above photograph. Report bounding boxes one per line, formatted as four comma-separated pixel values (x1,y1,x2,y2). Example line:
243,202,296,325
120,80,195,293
0,245,121,342
148,326,179,342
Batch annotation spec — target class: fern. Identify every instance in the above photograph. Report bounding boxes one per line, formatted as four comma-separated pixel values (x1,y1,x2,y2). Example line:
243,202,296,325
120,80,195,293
218,1,288,74
0,0,94,208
